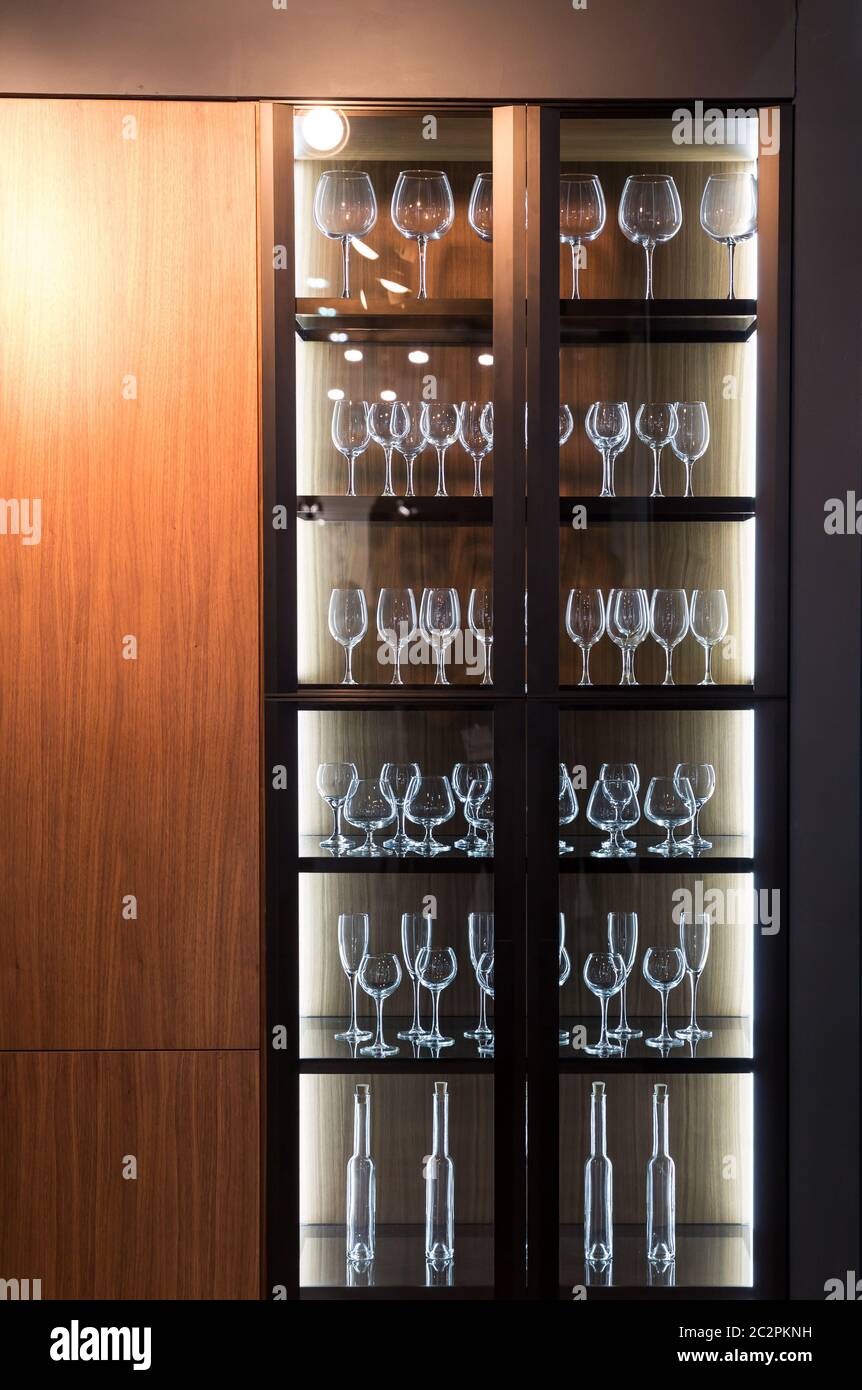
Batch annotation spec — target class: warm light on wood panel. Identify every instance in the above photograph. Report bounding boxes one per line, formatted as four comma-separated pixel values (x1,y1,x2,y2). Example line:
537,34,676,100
0,100,260,1047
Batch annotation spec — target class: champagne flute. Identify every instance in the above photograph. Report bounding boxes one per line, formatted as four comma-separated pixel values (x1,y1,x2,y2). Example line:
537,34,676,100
391,169,455,300
606,911,642,1040
398,911,433,1040
690,588,729,685
331,399,370,498
465,911,495,1041
649,588,690,686
674,913,713,1040
468,172,493,242
559,173,606,299
419,587,460,686
565,587,606,686
312,169,378,299
368,400,409,498
421,402,462,499
459,401,492,498
376,586,417,686
670,402,710,499
634,402,678,499
700,171,757,299
334,913,373,1042
468,586,494,684
618,174,682,300
328,586,368,686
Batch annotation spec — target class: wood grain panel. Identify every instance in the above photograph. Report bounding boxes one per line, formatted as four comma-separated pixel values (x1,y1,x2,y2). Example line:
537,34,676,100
559,521,755,685
298,710,493,837
559,708,754,839
559,1072,753,1224
0,1050,260,1298
559,873,753,1016
299,872,493,1017
0,99,260,1048
559,340,756,498
300,1072,493,1224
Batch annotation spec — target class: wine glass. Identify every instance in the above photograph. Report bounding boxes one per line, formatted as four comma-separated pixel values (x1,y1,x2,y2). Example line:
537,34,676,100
606,911,643,1040
331,399,371,498
420,402,462,499
583,952,626,1056
559,173,606,300
312,169,378,299
700,171,757,299
419,587,461,685
368,400,409,498
468,587,494,685
558,913,572,1043
644,775,696,856
480,401,494,450
416,946,458,1047
358,953,402,1057
316,761,358,852
460,401,492,498
607,587,649,685
670,402,710,499
405,774,456,855
565,588,606,686
476,951,495,1055
690,588,729,686
398,910,433,1040
649,589,690,686
380,761,421,853
586,778,621,858
642,945,686,1048
451,762,492,852
559,764,578,853
391,169,455,300
465,911,495,1041
586,402,630,499
376,587,418,686
334,913,373,1042
618,174,683,300
634,402,678,499
344,777,396,856
395,402,426,499
600,762,640,850
674,762,716,851
559,404,575,447
466,780,494,855
468,172,493,242
328,587,368,686
674,913,713,1040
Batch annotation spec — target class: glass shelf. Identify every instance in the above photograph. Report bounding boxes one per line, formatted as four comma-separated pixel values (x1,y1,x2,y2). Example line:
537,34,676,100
559,1224,753,1291
558,834,753,871
298,834,493,872
300,1016,494,1063
559,1016,752,1065
300,1223,494,1291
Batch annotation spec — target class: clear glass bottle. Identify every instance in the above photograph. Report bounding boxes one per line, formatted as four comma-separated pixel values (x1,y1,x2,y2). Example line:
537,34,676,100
646,1082,676,1264
346,1083,375,1267
424,1081,455,1265
584,1080,613,1266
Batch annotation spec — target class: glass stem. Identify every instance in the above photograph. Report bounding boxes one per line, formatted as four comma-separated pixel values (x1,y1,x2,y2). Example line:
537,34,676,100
727,241,736,300
382,447,395,497
683,460,694,498
660,990,669,1042
478,988,488,1033
704,645,715,684
411,977,421,1032
664,647,674,685
580,645,592,687
346,453,356,498
335,804,344,839
481,639,493,685
607,451,617,497
432,991,441,1039
651,445,664,498
435,446,448,498
598,996,609,1049
600,450,612,498
644,241,655,300
621,647,635,685
689,973,699,1032
340,235,352,299
472,454,482,498
374,997,384,1050
417,235,429,300
692,807,701,840
392,643,404,686
571,241,581,300
405,455,416,498
619,979,629,1031
344,645,354,685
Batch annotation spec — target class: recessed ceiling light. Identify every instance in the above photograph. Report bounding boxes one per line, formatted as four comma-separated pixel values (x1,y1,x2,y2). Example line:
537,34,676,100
298,106,349,155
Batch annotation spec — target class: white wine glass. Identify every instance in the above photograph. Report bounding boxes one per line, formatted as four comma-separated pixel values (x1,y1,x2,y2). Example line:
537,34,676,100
634,402,678,499
643,946,686,1048
419,586,460,685
649,588,690,686
416,946,458,1047
607,586,649,685
674,912,713,1040
565,587,606,686
690,588,729,685
376,586,417,686
618,174,682,300
334,913,373,1042
312,169,378,299
391,169,455,300
586,401,630,498
331,399,371,498
316,761,358,852
583,951,626,1056
421,402,462,499
468,586,494,685
468,172,493,242
671,402,710,499
394,402,426,499
358,953,402,1057
328,586,368,685
674,762,716,852
700,171,757,299
368,400,409,498
560,173,606,300
459,401,492,498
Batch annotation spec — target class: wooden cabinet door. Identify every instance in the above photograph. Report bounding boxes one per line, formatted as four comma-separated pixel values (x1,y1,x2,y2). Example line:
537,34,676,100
0,99,260,1049
0,1050,259,1298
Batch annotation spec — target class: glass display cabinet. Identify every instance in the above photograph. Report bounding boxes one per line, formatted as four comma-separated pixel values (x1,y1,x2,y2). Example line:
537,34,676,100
261,99,789,1300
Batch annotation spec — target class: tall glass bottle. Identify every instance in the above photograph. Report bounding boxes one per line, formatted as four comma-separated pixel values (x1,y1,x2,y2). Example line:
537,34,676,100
346,1083,375,1267
646,1082,676,1264
584,1080,613,1266
424,1081,455,1265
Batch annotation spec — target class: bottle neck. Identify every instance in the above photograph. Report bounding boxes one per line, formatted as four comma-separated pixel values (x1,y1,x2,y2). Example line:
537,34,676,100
652,1093,669,1157
432,1084,449,1157
353,1091,371,1158
590,1088,607,1157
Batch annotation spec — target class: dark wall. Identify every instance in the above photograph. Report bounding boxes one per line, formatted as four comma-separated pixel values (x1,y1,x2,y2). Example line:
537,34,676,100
0,0,795,99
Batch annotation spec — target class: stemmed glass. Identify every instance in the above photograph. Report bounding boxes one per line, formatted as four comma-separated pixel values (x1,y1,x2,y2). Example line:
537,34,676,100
566,587,606,686
398,911,433,1041
395,402,426,499
376,587,417,687
476,952,495,1055
690,588,729,685
559,764,578,853
419,587,461,685
671,403,710,499
559,404,575,447
416,946,458,1047
421,402,462,499
334,913,373,1042
328,587,368,685
644,775,696,856
369,400,409,498
586,779,620,858
606,911,643,1040
451,762,492,852
635,403,678,499
675,762,716,852
468,172,493,242
391,170,455,300
380,762,421,854
460,401,492,498
649,589,690,685
466,780,494,855
316,761,358,851
358,953,403,1057
559,174,606,300
583,952,626,1056
602,776,638,856
618,174,683,300
312,169,378,299
675,913,713,1040
465,912,495,1042
642,946,686,1048
405,774,456,855
344,777,396,855
558,913,572,1043
480,401,494,453
700,171,757,300
607,587,649,685
331,400,370,498
468,587,494,684
600,762,640,850
586,402,630,498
